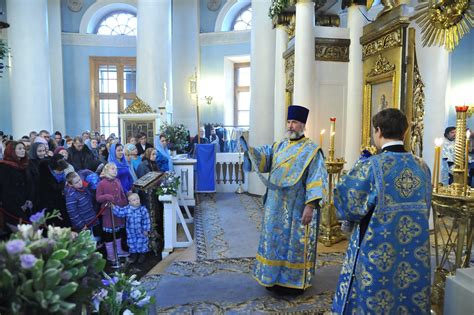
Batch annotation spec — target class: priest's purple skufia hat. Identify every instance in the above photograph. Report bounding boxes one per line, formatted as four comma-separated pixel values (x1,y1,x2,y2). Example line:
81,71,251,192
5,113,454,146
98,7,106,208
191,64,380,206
287,105,309,124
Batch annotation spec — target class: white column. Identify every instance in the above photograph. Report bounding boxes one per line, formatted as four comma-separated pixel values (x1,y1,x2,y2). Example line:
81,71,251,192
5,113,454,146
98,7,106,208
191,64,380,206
415,31,449,173
293,0,315,138
48,0,65,133
343,5,366,168
248,0,276,195
136,0,172,123
7,0,52,138
172,0,199,132
274,25,289,141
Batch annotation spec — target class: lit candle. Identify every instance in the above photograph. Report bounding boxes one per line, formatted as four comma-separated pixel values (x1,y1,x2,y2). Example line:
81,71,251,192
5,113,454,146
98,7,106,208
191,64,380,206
433,138,443,192
319,129,326,147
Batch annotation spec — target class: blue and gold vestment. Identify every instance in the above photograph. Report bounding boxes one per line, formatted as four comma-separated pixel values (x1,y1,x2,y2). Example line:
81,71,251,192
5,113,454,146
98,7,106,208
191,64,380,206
245,137,328,289
332,152,432,314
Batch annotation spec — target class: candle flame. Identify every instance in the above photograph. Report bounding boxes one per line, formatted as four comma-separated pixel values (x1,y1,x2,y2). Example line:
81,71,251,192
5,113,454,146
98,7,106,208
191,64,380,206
320,129,326,135
331,132,336,136
434,138,444,147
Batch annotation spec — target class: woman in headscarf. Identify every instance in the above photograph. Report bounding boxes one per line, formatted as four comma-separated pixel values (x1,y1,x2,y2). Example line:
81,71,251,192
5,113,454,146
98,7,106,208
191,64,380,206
124,143,141,181
28,142,48,208
155,134,173,172
53,146,75,175
136,147,159,179
38,154,70,227
0,141,34,232
98,143,109,164
108,143,134,193
85,138,100,161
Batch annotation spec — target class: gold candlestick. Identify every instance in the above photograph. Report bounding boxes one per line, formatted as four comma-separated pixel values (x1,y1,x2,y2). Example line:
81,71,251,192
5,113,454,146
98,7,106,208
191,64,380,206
430,105,474,309
320,117,345,247
464,131,470,195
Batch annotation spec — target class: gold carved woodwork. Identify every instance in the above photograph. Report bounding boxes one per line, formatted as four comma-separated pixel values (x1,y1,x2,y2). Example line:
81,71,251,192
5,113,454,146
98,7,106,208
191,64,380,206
367,54,396,77
315,38,350,62
362,29,402,60
360,11,421,150
413,0,473,51
122,96,156,114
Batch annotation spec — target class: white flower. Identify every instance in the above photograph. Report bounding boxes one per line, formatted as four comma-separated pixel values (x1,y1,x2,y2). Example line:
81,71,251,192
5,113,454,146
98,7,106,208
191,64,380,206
130,289,141,300
136,295,151,307
123,309,134,315
116,291,123,304
17,224,33,239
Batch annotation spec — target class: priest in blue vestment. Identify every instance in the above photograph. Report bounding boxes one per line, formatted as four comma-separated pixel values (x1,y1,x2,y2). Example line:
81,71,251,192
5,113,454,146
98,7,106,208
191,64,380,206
241,105,328,292
332,108,432,314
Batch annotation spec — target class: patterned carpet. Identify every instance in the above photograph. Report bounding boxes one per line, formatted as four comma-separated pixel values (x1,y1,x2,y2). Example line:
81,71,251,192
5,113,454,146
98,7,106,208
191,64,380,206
142,193,344,314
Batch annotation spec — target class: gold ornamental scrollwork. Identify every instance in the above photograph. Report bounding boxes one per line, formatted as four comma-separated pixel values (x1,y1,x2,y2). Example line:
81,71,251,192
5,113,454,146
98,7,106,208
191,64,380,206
315,38,350,62
367,54,396,77
121,96,156,114
284,52,295,92
410,57,425,157
362,29,402,60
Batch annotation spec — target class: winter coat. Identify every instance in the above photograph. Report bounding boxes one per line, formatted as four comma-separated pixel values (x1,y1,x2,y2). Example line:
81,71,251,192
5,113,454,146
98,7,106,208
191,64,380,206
64,185,98,231
96,178,127,231
67,145,100,172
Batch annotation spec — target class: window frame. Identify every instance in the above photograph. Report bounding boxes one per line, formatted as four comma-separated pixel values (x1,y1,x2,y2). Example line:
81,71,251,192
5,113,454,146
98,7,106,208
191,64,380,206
231,5,252,31
89,56,136,135
233,62,251,127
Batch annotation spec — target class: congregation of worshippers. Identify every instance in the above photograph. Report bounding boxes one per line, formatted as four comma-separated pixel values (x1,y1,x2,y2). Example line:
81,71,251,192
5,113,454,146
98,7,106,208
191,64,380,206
0,127,234,263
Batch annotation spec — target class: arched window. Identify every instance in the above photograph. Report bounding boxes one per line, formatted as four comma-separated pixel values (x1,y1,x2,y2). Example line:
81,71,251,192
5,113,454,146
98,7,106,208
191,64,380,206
232,6,252,31
95,12,137,36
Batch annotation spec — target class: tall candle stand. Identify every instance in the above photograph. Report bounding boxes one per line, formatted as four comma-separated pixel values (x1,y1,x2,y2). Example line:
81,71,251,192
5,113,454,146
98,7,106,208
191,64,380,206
235,143,245,194
430,106,474,309
319,117,346,247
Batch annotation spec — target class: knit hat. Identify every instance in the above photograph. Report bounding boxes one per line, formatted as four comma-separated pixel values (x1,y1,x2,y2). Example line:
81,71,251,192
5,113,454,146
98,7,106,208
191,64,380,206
54,146,66,155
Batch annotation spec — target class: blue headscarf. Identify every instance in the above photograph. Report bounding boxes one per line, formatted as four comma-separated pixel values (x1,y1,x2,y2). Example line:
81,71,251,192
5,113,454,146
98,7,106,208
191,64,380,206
108,143,129,171
154,135,173,171
108,143,133,192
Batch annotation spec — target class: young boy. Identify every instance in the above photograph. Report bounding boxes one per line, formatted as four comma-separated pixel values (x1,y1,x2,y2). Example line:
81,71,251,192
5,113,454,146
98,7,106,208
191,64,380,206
113,193,151,263
64,172,101,238
332,108,432,314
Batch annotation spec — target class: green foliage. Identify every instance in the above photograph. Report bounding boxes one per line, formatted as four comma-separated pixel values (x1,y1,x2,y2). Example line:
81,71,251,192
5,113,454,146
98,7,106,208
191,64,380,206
0,209,106,314
0,39,9,77
92,272,154,315
160,122,189,153
155,172,181,197
268,0,296,18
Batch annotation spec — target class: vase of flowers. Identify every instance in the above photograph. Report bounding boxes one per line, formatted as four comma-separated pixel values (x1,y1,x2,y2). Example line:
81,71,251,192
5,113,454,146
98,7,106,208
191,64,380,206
160,123,189,154
156,172,180,197
0,209,106,314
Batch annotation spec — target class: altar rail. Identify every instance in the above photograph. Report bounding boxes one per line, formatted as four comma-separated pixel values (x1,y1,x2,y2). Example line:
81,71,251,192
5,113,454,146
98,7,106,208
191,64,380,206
215,153,248,193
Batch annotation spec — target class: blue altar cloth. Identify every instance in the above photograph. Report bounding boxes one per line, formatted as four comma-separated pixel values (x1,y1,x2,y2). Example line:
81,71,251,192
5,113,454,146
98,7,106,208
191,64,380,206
196,144,216,192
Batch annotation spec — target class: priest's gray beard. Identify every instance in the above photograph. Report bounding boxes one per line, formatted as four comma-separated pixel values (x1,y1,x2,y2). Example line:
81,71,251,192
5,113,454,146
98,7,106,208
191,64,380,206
286,130,304,140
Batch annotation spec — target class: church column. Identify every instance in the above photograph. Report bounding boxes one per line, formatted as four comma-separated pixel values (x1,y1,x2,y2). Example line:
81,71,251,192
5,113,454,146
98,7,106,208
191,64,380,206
416,38,449,173
136,0,172,120
343,4,366,167
248,0,276,195
293,0,315,138
7,0,52,138
48,0,66,133
273,24,289,141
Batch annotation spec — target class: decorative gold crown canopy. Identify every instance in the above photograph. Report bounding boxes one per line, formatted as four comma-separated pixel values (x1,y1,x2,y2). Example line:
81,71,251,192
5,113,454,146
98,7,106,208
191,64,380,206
121,96,156,114
413,0,474,51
